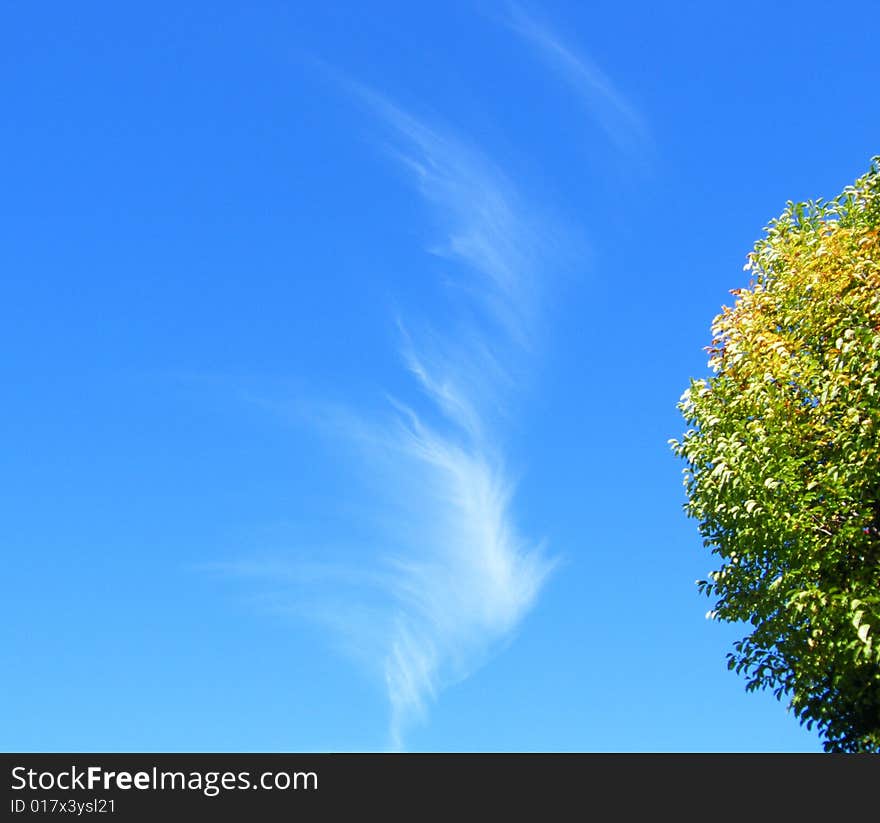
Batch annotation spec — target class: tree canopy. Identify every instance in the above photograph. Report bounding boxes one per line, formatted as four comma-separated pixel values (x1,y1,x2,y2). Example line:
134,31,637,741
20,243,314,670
671,158,880,752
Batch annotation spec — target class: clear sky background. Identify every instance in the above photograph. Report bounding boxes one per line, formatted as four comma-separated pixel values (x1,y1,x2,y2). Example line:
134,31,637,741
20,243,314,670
3,1,878,752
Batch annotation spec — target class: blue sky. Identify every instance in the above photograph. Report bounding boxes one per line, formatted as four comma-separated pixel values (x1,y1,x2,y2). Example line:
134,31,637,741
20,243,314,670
3,1,878,752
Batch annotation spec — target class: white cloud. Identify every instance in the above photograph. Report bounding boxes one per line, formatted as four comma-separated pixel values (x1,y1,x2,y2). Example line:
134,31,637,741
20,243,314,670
213,79,568,749
505,2,650,158
329,91,558,748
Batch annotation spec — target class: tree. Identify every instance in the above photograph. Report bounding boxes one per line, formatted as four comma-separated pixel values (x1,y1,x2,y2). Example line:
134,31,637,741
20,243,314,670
670,158,880,752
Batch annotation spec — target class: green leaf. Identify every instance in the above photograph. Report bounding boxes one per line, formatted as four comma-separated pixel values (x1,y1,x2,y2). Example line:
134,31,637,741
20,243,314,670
672,156,880,753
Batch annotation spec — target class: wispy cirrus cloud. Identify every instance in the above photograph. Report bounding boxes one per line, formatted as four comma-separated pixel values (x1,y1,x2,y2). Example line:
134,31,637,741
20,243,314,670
208,85,560,749
504,2,650,158
356,86,547,350
336,89,558,749
216,8,644,746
